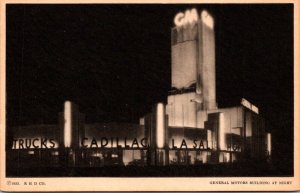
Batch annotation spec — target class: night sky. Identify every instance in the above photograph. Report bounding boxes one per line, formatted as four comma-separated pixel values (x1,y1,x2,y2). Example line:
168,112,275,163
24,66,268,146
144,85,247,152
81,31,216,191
6,4,293,174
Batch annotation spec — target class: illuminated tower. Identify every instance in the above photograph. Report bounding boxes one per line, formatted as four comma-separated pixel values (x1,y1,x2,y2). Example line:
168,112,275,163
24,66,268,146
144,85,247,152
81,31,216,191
167,9,217,128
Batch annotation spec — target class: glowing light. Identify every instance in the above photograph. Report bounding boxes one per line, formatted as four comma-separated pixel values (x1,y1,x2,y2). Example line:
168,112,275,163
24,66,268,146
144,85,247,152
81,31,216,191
174,12,185,27
219,113,226,150
241,98,259,114
64,101,72,148
51,151,59,156
267,133,271,155
139,117,145,125
156,103,165,148
28,151,35,155
241,98,251,109
201,10,214,29
174,8,198,27
251,104,259,114
224,152,230,163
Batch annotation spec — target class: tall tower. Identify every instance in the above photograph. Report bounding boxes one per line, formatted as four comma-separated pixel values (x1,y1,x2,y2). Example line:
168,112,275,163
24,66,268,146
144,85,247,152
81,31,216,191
167,9,217,128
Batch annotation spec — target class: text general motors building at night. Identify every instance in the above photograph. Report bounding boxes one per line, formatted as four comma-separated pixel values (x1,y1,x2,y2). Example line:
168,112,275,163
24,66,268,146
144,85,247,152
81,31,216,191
7,9,272,173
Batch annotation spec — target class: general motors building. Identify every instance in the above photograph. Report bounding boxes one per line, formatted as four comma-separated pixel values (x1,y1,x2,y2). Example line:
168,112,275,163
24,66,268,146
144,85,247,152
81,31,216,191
7,9,272,171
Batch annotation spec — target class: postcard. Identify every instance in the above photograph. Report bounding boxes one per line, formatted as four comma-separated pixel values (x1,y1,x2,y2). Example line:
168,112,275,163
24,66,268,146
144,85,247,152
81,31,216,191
0,0,299,191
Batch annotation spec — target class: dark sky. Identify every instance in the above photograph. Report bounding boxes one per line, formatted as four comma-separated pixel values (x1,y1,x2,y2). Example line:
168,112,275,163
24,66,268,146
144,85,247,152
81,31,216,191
6,4,294,173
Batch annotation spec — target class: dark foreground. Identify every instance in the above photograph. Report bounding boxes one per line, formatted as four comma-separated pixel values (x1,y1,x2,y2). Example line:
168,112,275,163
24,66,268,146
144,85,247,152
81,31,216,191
6,162,292,177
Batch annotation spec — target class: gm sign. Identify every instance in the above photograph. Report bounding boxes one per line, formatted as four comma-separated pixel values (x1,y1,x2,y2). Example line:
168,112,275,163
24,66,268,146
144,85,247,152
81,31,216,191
174,9,214,29
174,8,198,27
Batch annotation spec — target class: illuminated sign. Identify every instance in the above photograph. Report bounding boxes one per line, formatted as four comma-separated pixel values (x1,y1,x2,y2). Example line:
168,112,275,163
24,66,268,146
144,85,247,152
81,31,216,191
12,137,210,150
241,98,259,114
170,139,208,149
12,138,57,149
81,137,149,148
174,8,198,27
201,10,214,29
226,144,241,152
241,98,251,109
251,104,259,114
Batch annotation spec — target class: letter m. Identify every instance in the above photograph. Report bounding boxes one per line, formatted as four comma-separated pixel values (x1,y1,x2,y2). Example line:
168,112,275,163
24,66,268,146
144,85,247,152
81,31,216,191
184,8,198,25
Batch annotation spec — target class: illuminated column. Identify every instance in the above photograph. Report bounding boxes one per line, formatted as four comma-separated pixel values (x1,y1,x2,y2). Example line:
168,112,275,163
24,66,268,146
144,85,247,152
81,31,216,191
64,101,72,148
219,113,226,150
266,133,271,156
59,101,85,167
156,103,165,148
156,103,167,165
